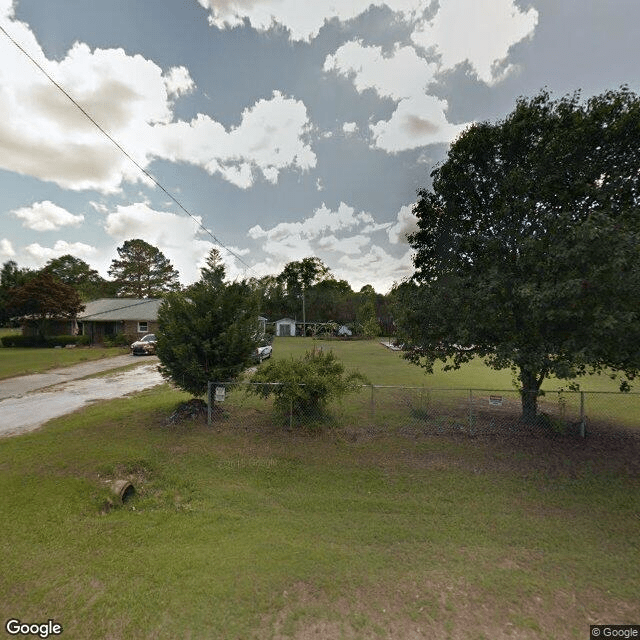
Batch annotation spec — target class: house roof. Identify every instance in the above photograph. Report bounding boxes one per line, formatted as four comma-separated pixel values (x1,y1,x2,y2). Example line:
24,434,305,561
78,298,162,322
275,317,296,324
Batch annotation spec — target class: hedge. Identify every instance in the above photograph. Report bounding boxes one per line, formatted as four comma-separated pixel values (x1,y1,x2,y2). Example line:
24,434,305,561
0,335,91,348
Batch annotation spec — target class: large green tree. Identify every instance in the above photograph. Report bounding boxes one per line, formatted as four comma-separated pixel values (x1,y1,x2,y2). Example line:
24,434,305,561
43,254,115,300
7,271,85,339
156,279,261,397
395,87,640,423
305,278,356,325
0,261,33,325
108,239,180,298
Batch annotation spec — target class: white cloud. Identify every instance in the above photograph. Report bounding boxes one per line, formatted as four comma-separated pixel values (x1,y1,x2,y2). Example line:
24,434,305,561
317,234,370,254
12,201,84,231
342,122,358,134
387,204,418,244
89,201,109,213
151,91,316,188
324,41,437,101
336,245,413,292
0,238,16,259
25,240,97,263
411,0,538,85
371,93,468,151
322,1,538,152
324,40,468,152
163,65,195,97
0,11,310,192
0,14,176,193
249,202,374,244
197,0,430,42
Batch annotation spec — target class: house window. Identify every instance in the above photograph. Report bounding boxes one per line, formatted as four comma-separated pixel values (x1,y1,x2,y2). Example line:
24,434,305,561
138,322,148,333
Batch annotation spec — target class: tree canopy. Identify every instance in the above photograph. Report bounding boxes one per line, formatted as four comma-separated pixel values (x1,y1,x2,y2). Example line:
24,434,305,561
44,254,115,300
108,239,180,298
0,260,34,325
394,87,640,422
7,271,85,338
156,278,261,397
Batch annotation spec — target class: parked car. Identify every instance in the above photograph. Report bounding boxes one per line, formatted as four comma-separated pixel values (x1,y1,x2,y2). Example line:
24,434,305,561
130,334,157,355
255,344,273,362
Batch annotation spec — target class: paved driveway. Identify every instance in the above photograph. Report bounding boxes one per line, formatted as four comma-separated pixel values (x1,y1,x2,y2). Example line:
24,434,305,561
0,355,164,437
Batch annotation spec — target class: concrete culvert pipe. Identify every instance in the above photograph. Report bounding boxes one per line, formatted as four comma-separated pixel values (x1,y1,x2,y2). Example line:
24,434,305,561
111,480,135,503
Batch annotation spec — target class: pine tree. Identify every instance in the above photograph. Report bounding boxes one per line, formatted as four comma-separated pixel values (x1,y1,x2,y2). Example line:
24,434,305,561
199,247,226,288
108,239,180,298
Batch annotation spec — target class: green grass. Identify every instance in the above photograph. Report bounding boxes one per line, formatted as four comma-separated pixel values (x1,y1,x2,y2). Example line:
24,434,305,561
0,345,129,379
1,338,638,638
1,376,638,638
270,336,627,391
266,338,639,429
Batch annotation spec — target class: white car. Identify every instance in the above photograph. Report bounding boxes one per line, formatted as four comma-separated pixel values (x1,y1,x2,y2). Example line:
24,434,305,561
255,344,273,362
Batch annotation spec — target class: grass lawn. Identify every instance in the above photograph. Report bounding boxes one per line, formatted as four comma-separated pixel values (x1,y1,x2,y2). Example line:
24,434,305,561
269,337,628,392
264,338,639,430
0,339,638,639
0,345,129,380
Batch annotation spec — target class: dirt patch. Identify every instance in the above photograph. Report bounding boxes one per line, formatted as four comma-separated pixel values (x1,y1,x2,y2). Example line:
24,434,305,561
166,398,209,424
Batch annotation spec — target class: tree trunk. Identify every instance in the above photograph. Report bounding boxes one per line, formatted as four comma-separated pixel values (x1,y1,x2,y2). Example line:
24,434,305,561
519,368,542,424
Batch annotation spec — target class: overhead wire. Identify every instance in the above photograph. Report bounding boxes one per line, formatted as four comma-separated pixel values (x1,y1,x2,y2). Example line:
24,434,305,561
0,22,257,278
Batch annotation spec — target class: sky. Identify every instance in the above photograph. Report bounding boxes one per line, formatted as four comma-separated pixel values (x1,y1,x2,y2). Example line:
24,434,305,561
0,0,638,294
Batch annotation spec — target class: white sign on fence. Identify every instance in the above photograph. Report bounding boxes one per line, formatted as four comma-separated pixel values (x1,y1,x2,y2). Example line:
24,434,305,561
215,386,226,402
489,395,503,406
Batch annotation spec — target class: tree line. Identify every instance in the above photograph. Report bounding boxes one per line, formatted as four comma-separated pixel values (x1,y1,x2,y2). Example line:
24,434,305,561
0,240,393,335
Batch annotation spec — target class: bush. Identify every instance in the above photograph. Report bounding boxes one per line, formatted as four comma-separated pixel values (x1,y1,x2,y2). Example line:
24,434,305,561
47,335,91,347
0,334,90,348
1,335,45,348
249,348,368,427
103,333,135,347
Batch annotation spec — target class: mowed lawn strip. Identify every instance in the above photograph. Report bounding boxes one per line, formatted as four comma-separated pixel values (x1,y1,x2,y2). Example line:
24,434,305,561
0,345,129,379
1,379,638,639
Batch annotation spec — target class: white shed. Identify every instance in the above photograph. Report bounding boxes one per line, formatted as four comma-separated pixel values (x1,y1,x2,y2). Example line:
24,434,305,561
275,318,296,337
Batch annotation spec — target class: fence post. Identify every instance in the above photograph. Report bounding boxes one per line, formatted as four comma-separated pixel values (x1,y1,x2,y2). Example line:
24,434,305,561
289,397,293,431
469,389,473,430
580,391,586,438
370,384,375,424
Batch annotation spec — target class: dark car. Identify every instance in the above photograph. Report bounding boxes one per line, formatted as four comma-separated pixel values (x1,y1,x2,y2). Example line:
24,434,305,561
130,334,157,355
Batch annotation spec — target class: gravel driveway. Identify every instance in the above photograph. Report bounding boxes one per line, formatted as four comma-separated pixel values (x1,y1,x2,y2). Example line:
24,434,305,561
0,356,164,437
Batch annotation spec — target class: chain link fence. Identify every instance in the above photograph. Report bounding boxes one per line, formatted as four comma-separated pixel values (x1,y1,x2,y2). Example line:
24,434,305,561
206,382,640,439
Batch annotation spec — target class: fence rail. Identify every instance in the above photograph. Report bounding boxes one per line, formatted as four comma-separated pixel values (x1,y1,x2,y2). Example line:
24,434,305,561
206,382,640,439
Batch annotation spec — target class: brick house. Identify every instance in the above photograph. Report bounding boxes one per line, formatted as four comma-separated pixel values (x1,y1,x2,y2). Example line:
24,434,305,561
78,298,161,344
